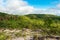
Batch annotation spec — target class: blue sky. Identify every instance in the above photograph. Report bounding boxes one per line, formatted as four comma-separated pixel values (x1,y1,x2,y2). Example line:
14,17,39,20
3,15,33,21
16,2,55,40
24,0,59,8
0,0,60,15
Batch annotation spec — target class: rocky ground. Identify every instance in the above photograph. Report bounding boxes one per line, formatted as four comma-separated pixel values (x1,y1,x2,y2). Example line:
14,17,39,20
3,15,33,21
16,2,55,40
0,28,60,40
0,28,38,40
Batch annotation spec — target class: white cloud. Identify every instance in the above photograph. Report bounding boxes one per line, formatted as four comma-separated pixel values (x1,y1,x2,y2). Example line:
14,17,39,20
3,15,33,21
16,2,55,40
56,4,60,8
0,0,34,15
0,0,60,15
33,3,60,15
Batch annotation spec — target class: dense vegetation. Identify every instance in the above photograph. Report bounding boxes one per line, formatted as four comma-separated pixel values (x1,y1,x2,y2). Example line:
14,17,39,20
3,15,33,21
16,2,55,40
0,12,60,35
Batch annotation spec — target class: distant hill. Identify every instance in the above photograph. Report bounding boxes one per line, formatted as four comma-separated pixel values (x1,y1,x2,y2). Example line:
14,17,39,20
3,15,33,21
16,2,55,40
0,12,60,35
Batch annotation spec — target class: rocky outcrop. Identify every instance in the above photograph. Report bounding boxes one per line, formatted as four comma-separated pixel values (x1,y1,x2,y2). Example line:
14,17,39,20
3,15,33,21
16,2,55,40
0,29,60,40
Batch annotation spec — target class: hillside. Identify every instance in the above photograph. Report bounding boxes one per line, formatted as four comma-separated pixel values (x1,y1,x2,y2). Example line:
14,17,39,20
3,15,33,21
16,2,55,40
0,12,60,35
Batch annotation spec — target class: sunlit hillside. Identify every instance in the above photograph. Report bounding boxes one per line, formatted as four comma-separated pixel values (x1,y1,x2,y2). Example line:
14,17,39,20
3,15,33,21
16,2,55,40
0,12,60,35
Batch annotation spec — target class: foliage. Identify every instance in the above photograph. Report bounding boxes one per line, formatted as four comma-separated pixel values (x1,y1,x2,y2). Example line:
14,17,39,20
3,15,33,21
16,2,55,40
0,12,60,35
